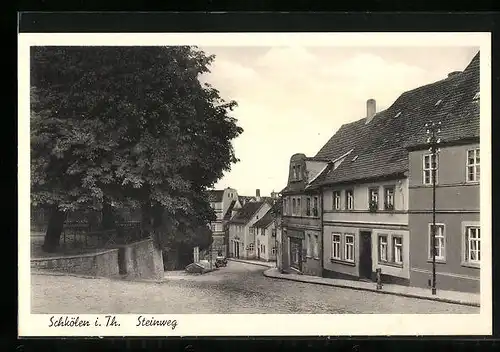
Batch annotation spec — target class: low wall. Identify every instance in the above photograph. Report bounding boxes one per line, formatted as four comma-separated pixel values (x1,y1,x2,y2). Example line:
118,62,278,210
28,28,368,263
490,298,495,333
117,238,164,281
31,249,120,277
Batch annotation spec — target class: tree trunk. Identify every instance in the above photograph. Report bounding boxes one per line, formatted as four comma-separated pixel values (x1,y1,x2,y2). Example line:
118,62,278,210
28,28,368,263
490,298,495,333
42,206,66,252
141,202,153,239
101,198,115,230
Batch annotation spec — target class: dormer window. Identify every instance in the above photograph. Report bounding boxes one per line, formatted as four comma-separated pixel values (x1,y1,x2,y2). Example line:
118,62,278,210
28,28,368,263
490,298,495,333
473,92,480,102
395,111,402,118
352,155,358,162
435,99,442,107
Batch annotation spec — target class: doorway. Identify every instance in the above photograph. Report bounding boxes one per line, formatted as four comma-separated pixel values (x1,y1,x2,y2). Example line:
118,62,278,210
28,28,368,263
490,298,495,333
359,231,373,280
290,237,302,271
234,241,240,258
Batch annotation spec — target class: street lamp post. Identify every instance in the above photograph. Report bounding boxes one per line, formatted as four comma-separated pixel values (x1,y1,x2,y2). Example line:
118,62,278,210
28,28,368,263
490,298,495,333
426,121,441,295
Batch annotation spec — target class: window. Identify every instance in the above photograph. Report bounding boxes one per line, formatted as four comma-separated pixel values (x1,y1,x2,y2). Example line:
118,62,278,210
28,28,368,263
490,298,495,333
261,228,265,236
429,224,445,260
346,190,354,210
378,235,388,262
297,198,301,215
465,226,480,264
313,235,319,258
307,234,312,257
306,197,311,216
248,243,254,251
384,186,395,210
332,234,341,260
369,188,379,211
292,166,296,180
333,191,341,210
297,165,302,180
423,154,438,185
392,236,403,264
283,199,288,215
272,247,277,255
271,229,276,237
466,148,480,182
292,198,296,215
344,234,355,262
313,197,319,216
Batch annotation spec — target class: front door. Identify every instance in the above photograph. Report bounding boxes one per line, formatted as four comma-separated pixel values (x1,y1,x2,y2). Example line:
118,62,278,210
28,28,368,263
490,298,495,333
359,231,373,280
235,241,240,258
290,237,302,271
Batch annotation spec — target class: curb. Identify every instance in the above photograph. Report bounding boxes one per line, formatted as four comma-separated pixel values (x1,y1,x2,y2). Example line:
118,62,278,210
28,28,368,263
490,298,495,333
228,258,274,268
263,269,480,308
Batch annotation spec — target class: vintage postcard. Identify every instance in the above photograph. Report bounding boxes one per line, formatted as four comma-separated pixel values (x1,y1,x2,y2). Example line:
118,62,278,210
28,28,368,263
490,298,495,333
18,32,492,336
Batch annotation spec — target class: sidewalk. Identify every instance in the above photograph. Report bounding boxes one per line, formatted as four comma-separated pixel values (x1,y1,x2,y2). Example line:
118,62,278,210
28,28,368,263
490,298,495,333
263,268,480,307
228,258,275,268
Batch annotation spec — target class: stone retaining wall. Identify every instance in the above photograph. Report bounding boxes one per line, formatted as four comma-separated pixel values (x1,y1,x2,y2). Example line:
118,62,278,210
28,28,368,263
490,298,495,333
31,249,120,277
117,238,164,280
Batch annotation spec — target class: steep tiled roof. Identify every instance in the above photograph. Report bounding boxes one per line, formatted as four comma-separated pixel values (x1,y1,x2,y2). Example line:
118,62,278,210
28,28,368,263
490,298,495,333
252,208,275,228
253,200,282,228
406,52,480,149
229,201,266,224
223,200,236,220
310,51,480,187
208,190,224,202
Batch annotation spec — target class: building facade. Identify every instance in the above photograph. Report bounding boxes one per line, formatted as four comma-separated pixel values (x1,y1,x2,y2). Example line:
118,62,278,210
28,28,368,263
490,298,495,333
208,188,239,253
408,142,480,292
321,177,410,284
281,153,327,277
407,52,480,293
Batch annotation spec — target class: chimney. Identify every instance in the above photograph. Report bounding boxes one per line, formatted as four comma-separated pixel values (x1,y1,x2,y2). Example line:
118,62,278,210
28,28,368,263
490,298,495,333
365,99,376,124
448,71,461,78
256,189,261,201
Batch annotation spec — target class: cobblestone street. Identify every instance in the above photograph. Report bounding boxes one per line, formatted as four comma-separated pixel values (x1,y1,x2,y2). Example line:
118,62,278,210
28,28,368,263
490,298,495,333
31,261,478,314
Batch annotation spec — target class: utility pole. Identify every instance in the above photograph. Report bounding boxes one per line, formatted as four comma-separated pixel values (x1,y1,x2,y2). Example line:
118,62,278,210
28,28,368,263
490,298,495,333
426,121,441,295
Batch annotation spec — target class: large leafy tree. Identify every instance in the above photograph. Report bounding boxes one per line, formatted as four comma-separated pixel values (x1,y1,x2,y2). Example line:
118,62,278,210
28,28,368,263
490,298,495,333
31,46,243,252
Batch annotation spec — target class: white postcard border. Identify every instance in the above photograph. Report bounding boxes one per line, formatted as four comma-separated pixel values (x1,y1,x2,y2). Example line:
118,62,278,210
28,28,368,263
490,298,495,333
18,32,492,337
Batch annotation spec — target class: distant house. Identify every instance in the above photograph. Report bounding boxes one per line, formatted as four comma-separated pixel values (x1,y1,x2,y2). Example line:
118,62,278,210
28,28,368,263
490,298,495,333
228,190,272,259
251,200,282,262
222,197,242,256
208,187,239,253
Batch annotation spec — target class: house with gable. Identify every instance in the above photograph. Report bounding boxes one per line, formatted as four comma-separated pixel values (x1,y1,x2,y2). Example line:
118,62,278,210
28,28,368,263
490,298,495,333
228,190,272,259
280,153,329,276
405,52,481,293
305,53,480,286
251,198,282,262
208,187,239,253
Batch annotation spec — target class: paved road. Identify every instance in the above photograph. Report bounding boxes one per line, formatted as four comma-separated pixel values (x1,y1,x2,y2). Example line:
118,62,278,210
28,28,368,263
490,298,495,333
31,261,478,314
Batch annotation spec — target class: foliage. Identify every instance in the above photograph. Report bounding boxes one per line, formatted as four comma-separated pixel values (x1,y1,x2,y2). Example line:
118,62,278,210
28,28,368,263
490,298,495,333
31,46,243,250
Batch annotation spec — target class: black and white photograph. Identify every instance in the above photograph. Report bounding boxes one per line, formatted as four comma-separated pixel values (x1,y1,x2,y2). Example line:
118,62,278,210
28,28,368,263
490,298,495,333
18,32,491,336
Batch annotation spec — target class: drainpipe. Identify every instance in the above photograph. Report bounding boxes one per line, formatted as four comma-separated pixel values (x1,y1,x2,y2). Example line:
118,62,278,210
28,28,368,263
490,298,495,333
319,186,324,277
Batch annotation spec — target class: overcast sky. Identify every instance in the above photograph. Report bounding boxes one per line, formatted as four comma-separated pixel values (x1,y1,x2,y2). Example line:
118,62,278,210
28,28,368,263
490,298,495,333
200,46,479,197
